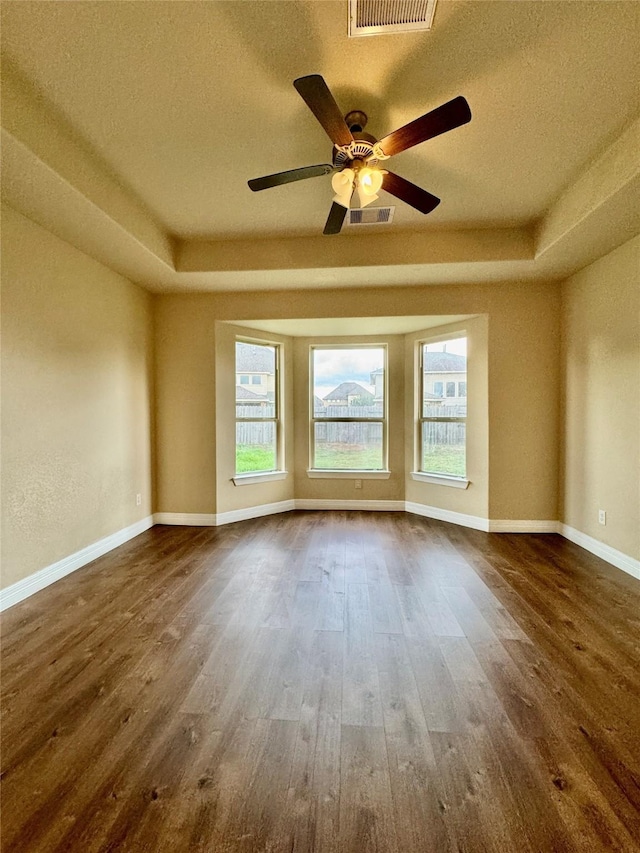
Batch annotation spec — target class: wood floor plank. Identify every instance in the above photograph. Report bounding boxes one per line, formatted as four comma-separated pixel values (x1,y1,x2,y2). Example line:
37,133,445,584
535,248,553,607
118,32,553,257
275,630,342,853
342,582,383,727
339,725,400,853
375,632,452,852
2,510,639,852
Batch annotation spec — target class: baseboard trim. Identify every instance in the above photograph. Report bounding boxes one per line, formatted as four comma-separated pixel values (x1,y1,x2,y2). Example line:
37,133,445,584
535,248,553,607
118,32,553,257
154,512,217,526
0,516,154,612
488,519,559,533
4,509,637,612
216,500,296,526
559,523,640,581
153,501,297,528
405,501,490,531
295,499,404,512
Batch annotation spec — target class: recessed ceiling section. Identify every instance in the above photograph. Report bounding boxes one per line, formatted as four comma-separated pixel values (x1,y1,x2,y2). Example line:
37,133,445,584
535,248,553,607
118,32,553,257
2,0,638,239
0,1,638,291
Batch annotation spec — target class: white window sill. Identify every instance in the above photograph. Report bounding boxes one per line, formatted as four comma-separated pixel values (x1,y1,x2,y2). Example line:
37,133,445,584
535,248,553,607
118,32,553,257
233,471,288,486
307,470,391,480
410,472,470,489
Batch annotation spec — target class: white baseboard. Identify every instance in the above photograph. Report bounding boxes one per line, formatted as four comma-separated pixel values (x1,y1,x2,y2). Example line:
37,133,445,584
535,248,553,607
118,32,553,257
154,512,217,526
295,499,404,512
215,500,296,526
488,519,559,533
405,501,490,531
0,516,154,612
4,509,637,613
153,501,296,528
559,523,640,581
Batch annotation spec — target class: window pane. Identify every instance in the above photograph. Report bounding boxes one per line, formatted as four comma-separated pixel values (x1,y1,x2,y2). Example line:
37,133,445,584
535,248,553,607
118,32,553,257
236,342,276,418
236,421,276,473
422,338,467,416
314,422,383,469
313,348,384,419
459,381,467,397
422,421,466,477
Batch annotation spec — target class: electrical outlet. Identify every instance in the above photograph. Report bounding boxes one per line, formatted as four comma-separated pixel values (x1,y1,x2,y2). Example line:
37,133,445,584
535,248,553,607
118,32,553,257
136,493,142,506
598,509,606,525
354,479,362,490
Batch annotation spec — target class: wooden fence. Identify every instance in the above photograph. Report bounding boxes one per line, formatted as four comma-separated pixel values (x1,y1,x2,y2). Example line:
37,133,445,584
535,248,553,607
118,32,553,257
236,404,466,447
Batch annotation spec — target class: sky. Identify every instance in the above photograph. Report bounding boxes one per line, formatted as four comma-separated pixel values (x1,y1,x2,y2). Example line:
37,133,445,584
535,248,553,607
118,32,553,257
424,337,467,356
312,337,467,399
313,347,385,400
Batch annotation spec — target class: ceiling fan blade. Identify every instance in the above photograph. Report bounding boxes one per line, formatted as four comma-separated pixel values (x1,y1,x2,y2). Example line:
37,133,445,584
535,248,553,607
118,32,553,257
294,75,354,147
248,164,334,192
382,171,440,214
377,96,471,158
323,202,348,235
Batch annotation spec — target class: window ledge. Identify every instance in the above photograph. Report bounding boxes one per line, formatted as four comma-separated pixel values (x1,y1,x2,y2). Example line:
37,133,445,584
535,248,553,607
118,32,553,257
307,470,391,480
410,472,470,489
233,471,288,486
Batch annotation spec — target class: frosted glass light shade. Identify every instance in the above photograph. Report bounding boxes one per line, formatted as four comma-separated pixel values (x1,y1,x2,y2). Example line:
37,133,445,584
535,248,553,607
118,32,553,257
332,168,355,208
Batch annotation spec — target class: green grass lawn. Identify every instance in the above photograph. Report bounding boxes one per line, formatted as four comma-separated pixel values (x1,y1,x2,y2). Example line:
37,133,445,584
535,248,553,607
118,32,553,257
236,443,384,472
314,444,383,469
237,443,465,475
422,445,466,477
236,445,276,473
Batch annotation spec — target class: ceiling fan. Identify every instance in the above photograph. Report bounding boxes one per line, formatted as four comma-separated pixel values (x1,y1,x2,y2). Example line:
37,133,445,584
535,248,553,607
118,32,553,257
248,75,471,235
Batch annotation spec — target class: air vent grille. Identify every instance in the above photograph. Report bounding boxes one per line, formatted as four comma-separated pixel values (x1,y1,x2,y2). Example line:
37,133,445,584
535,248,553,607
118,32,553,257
349,0,438,37
347,207,395,226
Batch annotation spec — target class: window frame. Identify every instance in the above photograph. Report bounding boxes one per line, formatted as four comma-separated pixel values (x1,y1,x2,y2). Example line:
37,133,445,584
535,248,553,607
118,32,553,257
416,334,468,484
309,343,389,475
234,337,283,480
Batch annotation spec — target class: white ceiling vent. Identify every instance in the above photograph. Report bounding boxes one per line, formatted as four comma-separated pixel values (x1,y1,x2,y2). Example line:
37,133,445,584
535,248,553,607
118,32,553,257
347,206,395,226
349,0,438,37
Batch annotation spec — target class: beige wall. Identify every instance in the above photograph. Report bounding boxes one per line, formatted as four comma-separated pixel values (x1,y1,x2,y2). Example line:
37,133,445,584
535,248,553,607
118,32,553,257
154,297,216,514
560,236,640,559
154,282,560,522
1,204,154,590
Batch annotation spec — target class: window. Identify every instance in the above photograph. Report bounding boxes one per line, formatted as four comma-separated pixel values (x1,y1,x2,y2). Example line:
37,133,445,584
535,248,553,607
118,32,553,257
419,337,467,478
311,346,386,471
251,375,261,385
235,341,280,474
433,381,443,397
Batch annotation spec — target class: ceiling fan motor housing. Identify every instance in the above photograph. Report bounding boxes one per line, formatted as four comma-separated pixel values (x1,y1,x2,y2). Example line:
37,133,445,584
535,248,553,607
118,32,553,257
333,110,379,168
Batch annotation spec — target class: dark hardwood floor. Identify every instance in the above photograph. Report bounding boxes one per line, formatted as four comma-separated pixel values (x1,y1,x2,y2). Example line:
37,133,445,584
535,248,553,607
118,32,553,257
1,511,639,852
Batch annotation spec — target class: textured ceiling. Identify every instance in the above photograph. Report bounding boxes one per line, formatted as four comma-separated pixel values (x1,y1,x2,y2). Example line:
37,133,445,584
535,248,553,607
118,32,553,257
2,0,639,241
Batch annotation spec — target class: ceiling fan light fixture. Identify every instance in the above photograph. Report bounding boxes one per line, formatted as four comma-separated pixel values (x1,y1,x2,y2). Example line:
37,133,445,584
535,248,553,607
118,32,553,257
357,167,383,207
332,168,355,208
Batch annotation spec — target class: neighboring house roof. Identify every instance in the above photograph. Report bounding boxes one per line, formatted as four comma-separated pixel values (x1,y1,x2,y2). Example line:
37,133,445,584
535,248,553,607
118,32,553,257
424,351,466,372
235,385,268,401
424,391,443,400
323,382,374,402
236,343,275,373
